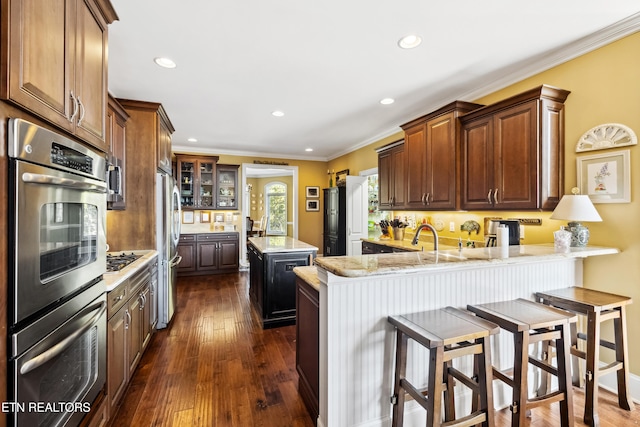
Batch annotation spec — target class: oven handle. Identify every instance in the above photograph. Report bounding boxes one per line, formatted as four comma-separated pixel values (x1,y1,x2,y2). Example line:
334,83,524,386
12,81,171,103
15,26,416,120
22,172,107,193
19,301,107,375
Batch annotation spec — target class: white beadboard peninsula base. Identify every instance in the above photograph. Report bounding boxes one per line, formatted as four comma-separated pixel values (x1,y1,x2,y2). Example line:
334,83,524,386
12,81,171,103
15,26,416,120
316,255,595,427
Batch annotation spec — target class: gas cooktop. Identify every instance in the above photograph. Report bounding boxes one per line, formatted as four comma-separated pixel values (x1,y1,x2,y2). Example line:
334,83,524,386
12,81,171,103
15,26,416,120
106,252,142,272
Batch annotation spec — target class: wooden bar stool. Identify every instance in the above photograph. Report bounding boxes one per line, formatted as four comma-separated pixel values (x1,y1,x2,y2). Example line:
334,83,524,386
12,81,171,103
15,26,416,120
388,306,499,427
467,299,576,427
536,287,635,427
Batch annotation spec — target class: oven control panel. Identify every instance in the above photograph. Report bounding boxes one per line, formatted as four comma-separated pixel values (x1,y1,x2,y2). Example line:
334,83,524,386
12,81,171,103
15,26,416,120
50,143,93,174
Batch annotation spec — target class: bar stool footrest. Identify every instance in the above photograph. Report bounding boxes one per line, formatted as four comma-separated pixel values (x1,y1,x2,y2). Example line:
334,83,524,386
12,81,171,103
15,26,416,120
598,361,623,377
441,411,486,427
526,390,566,409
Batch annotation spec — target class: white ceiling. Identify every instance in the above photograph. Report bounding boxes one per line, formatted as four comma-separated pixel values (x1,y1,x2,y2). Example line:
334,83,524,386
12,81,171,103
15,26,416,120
108,1,640,162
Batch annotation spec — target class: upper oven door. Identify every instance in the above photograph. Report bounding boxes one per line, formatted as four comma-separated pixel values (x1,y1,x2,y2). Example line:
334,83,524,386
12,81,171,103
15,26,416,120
10,160,107,327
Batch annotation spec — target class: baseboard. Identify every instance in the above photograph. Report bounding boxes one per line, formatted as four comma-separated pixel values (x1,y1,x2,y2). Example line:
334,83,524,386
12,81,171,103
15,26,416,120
599,370,640,403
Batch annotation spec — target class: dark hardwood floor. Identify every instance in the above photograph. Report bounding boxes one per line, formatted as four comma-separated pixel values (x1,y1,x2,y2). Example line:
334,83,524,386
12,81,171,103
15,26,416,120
109,272,639,427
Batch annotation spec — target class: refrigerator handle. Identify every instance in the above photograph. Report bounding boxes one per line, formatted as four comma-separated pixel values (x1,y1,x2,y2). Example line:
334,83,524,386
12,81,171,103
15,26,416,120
169,255,182,267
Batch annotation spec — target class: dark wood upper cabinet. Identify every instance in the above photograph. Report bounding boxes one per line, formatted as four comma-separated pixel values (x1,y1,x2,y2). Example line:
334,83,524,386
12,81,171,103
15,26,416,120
401,101,483,210
459,85,570,211
216,165,239,210
2,0,118,152
377,141,406,210
176,155,218,210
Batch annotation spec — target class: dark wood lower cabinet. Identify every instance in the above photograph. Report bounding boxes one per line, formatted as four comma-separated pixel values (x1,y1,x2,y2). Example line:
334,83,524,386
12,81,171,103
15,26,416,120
296,276,319,423
177,232,239,276
361,240,413,254
177,235,196,273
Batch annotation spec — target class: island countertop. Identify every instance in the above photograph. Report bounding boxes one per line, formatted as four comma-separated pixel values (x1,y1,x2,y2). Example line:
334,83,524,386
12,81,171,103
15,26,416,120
314,244,619,277
313,243,620,426
248,236,318,254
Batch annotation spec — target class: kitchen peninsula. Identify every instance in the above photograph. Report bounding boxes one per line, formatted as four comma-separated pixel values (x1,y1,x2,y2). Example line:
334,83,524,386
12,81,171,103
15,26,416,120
310,244,618,427
248,236,317,328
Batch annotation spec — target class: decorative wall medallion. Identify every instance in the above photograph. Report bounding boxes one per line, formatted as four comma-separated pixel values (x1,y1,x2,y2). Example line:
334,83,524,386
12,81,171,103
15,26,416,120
576,123,637,152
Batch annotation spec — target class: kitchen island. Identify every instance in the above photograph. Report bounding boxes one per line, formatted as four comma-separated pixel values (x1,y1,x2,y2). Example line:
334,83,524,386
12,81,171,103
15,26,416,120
248,236,318,328
311,244,618,427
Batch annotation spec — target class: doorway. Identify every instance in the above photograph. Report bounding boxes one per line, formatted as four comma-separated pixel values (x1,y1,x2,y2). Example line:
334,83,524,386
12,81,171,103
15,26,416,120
241,164,298,267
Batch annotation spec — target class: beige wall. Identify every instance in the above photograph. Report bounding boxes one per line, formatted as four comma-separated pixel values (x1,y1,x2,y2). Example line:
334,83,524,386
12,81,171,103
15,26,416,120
331,32,640,375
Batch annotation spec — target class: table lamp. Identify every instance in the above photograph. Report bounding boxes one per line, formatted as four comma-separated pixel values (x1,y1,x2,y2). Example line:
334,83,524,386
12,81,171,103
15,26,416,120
550,187,602,247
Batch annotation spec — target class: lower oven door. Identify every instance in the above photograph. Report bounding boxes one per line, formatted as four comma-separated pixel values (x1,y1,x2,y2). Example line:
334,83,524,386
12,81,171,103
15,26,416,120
11,288,106,427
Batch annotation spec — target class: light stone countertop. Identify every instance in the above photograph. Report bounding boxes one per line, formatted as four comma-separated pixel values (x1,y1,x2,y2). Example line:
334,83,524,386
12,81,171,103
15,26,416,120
104,250,158,292
293,266,320,292
248,236,318,254
314,244,619,278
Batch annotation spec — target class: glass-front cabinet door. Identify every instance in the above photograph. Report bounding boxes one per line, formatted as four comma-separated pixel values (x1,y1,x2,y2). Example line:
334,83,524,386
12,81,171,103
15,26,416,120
216,165,238,209
199,160,216,208
179,160,195,208
177,156,219,209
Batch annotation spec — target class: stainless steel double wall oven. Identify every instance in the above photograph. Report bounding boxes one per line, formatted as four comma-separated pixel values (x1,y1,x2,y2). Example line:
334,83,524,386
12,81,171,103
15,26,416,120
7,118,108,427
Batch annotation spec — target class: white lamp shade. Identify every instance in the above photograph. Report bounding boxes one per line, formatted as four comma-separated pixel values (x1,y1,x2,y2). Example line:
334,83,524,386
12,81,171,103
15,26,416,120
550,195,602,222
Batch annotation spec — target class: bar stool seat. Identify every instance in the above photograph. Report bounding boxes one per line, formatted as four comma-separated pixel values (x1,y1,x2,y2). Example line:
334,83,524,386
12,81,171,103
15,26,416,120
536,287,635,427
388,306,499,427
467,298,576,427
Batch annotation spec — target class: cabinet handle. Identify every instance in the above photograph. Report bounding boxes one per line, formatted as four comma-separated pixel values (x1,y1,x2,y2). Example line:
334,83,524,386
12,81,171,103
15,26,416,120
69,91,79,123
125,309,131,330
487,189,493,204
112,294,124,304
493,188,499,204
139,293,146,310
77,96,86,126
425,193,431,206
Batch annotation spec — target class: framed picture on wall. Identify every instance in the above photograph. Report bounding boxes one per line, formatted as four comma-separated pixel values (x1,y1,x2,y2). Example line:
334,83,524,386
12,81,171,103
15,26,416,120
306,199,319,211
306,186,319,198
577,149,630,203
182,210,194,224
335,169,349,187
200,211,210,223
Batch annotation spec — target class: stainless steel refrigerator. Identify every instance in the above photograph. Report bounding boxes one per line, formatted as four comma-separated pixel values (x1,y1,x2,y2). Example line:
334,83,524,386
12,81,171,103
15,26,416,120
156,173,182,329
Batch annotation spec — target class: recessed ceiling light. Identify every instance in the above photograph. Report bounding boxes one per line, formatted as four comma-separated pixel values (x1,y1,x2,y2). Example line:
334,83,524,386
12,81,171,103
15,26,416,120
398,34,422,49
187,138,198,143
305,148,313,152
380,98,395,105
154,57,177,68
271,110,285,117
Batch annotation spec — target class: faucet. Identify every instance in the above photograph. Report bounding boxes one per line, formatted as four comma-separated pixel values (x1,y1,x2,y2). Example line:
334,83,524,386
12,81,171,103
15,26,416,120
411,223,439,251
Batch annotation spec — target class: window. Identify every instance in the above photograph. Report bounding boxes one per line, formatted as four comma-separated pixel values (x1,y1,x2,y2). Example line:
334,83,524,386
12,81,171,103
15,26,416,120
265,182,287,235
